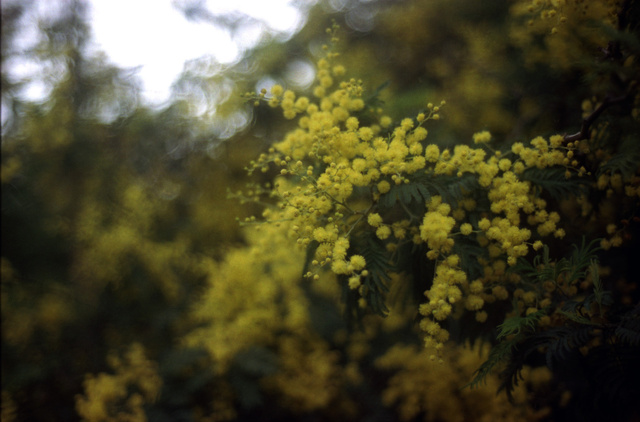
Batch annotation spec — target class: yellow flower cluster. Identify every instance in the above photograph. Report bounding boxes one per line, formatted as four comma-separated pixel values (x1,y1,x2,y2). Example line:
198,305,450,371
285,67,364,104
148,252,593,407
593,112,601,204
72,183,195,302
520,0,620,31
419,197,456,257
405,131,582,352
1,258,74,347
418,259,466,349
75,343,162,422
510,0,621,69
375,342,551,422
185,223,310,373
1,391,16,422
261,335,354,413
185,220,367,415
244,25,581,357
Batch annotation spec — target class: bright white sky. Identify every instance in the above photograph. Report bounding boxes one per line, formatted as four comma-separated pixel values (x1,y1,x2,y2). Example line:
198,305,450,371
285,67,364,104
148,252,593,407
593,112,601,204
9,0,315,105
90,0,313,104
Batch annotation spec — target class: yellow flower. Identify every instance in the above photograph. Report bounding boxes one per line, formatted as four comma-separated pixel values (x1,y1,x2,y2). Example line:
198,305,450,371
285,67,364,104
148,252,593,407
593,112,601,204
331,259,350,274
346,117,359,131
498,158,512,171
294,97,309,112
368,213,383,227
358,127,374,141
465,295,484,311
492,286,509,300
432,303,452,320
270,84,284,97
475,311,488,322
420,320,441,336
320,75,333,88
377,180,391,194
400,118,414,131
332,64,346,76
380,116,393,128
511,142,524,154
376,226,391,240
349,255,366,271
473,130,492,144
446,254,460,267
348,275,361,290
469,280,484,294
550,134,563,147
425,144,440,162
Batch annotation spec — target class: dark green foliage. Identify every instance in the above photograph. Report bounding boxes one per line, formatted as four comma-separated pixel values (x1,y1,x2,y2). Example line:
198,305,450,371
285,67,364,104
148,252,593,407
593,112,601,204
495,334,550,400
520,166,589,201
379,180,431,209
153,348,215,414
378,172,479,210
358,234,392,317
470,237,640,411
301,239,320,278
572,263,614,316
467,309,545,390
597,135,640,180
466,339,515,389
431,173,481,205
543,325,594,369
342,231,393,324
497,309,547,340
227,346,279,411
364,80,390,109
615,306,640,346
513,238,601,287
355,80,391,125
451,237,486,281
470,240,598,390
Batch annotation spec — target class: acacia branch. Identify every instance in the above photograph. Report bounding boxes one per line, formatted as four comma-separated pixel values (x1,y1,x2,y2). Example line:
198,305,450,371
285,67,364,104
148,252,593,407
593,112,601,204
564,94,629,143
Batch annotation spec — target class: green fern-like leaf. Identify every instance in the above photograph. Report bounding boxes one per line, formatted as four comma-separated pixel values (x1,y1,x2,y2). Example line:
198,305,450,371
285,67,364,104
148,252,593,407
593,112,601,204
543,325,593,369
361,238,391,316
582,262,614,314
496,333,551,400
615,306,640,346
428,173,480,205
380,173,481,210
301,240,320,278
497,309,546,340
520,166,589,201
557,309,597,326
597,136,640,179
512,244,558,283
451,237,486,280
379,181,431,209
468,309,546,390
570,238,602,276
364,80,390,108
341,232,392,319
467,338,516,389
615,325,640,346
513,238,600,287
